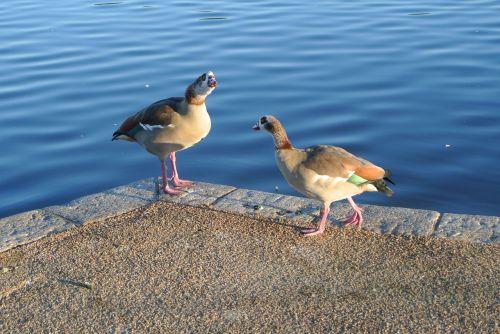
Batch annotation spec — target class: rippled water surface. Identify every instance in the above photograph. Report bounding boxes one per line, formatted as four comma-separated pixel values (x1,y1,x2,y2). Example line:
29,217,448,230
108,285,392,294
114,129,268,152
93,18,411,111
1,0,499,217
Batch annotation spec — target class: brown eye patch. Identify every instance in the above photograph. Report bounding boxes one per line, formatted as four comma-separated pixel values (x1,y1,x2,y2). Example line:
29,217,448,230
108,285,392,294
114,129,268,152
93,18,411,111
260,116,267,124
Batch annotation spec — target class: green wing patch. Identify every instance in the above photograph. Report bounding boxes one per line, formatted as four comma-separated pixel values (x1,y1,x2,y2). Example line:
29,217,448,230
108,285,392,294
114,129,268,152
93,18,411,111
347,173,368,186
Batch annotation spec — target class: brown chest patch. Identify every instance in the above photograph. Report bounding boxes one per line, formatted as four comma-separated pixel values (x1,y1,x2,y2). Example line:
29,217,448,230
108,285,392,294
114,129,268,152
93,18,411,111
279,142,293,150
185,85,206,105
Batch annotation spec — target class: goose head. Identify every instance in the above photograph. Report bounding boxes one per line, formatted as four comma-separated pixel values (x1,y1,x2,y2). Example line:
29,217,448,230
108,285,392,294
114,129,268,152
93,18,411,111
252,115,278,132
193,70,217,96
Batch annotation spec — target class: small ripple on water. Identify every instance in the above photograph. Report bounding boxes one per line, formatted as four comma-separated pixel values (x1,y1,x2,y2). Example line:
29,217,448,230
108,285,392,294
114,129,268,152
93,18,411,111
407,12,432,16
199,17,228,21
93,2,122,6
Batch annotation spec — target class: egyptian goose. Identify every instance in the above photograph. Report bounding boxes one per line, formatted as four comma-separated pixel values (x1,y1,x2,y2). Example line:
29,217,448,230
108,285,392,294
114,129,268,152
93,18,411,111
113,71,217,195
253,115,394,236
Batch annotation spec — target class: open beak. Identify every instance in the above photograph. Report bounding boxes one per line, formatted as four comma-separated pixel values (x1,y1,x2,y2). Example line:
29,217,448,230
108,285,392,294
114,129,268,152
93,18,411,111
252,122,261,131
208,78,218,88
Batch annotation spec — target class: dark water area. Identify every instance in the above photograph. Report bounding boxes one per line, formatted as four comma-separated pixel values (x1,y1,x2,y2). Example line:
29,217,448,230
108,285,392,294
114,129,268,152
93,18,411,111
1,0,499,218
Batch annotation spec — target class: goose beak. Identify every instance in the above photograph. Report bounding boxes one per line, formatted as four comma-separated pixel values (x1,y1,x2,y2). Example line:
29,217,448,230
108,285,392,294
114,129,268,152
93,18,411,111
208,77,218,88
252,122,261,131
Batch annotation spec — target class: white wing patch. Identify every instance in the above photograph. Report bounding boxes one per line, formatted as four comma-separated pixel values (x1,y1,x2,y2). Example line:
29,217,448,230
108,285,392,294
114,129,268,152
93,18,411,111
139,123,165,131
313,170,355,185
313,174,348,185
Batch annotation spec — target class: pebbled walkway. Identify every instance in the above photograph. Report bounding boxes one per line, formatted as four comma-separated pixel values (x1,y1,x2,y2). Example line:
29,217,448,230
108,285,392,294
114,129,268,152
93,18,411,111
0,200,498,333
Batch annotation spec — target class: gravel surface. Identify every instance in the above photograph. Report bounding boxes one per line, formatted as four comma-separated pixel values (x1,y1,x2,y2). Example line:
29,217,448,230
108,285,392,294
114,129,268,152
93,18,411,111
0,201,498,333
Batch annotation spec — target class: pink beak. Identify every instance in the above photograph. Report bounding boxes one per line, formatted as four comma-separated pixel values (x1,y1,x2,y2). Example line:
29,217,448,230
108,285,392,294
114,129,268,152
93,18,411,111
208,78,217,88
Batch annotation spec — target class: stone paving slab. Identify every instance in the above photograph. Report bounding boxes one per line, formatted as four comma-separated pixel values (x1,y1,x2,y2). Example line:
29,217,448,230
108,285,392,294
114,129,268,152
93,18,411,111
107,178,158,202
44,178,156,224
360,205,440,236
433,213,500,244
211,188,318,227
0,210,75,253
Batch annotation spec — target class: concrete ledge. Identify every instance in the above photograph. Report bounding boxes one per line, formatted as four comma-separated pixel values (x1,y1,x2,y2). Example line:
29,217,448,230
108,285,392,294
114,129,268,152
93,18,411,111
1,178,498,253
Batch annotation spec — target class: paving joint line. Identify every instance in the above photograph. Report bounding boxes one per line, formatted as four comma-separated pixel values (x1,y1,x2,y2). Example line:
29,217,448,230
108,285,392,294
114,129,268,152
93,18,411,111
209,188,239,206
432,212,443,234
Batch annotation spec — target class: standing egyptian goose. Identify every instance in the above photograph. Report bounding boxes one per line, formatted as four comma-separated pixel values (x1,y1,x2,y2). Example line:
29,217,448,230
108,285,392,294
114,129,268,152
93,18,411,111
113,71,217,195
253,115,394,236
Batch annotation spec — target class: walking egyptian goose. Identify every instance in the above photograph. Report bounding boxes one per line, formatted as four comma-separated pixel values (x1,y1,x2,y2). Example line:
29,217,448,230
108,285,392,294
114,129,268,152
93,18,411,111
253,115,394,236
113,71,217,195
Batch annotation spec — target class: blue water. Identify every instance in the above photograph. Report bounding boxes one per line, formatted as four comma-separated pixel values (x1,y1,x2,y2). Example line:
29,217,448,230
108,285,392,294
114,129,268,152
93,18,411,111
1,0,499,218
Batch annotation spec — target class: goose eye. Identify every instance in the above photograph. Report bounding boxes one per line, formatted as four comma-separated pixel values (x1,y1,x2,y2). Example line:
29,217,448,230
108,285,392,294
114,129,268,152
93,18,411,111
260,117,267,124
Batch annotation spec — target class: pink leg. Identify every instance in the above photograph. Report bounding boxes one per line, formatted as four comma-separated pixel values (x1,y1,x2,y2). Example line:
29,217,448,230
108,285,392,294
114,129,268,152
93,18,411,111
344,197,364,227
301,204,330,236
169,152,194,188
161,160,183,195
